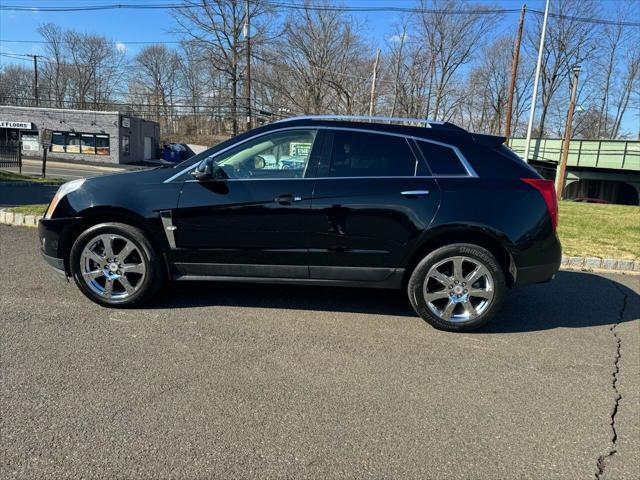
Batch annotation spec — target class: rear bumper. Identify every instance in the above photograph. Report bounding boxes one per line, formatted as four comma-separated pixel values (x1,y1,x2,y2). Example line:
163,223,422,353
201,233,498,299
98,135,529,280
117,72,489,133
513,235,562,287
514,261,560,287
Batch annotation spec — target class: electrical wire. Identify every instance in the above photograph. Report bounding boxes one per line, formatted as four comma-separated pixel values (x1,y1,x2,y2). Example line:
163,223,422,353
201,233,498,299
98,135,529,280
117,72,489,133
0,2,638,27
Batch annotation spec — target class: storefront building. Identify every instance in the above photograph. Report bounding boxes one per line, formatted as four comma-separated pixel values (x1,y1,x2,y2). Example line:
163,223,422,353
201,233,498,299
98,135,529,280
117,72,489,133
0,105,160,165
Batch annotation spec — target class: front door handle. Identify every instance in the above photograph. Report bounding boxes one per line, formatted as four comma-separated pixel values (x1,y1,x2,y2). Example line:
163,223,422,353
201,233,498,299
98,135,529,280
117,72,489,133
401,190,430,197
275,194,302,205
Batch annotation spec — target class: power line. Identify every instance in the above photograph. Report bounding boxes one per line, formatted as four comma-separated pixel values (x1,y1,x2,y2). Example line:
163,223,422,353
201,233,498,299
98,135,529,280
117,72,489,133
0,2,637,27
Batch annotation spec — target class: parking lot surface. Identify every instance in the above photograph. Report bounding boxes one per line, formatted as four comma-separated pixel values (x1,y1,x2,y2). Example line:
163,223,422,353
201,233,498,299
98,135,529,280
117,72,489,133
1,224,638,479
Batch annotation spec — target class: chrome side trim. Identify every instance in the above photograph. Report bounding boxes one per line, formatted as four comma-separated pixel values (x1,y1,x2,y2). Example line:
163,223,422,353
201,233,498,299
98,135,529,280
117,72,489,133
160,210,177,249
401,190,430,195
413,138,478,178
326,127,477,178
183,175,470,183
167,125,478,183
162,126,320,183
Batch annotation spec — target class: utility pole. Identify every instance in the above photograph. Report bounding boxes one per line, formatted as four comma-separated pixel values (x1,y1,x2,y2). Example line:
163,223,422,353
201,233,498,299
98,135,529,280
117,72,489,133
504,4,526,145
27,54,40,106
369,48,381,117
523,0,550,163
555,65,581,200
244,0,252,131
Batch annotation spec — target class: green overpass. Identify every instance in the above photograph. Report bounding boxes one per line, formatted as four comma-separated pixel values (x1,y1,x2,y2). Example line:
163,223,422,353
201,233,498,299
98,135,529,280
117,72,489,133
508,138,640,205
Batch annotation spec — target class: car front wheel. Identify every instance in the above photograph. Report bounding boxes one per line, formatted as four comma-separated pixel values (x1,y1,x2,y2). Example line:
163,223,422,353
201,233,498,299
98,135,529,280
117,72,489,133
408,243,505,332
69,222,164,307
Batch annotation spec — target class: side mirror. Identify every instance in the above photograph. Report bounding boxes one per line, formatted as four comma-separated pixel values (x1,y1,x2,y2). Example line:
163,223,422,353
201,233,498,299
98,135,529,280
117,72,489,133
190,160,227,181
191,168,213,181
190,162,212,180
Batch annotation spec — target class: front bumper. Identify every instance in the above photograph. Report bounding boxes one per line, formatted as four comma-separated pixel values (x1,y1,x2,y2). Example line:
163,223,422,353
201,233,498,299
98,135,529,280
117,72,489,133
38,217,75,277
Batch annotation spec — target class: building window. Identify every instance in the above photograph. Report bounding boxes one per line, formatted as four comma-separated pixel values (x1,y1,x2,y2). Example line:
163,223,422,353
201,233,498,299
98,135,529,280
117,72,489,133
122,135,130,156
96,135,110,155
66,133,81,153
81,134,95,154
49,132,110,155
51,132,65,152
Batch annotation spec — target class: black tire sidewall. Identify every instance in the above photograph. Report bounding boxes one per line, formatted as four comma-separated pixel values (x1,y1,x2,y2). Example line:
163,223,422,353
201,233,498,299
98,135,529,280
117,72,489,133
408,243,505,332
70,222,163,307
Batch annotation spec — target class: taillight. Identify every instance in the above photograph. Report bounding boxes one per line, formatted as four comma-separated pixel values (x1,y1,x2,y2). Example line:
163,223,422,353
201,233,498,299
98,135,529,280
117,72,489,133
521,178,558,231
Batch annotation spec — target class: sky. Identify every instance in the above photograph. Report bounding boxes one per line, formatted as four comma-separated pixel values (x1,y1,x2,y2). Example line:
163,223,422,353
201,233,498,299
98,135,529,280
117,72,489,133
0,0,636,134
0,0,547,62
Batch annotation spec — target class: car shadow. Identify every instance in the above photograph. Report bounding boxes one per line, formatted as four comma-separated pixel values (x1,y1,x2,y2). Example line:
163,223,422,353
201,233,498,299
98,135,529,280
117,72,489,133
149,271,639,333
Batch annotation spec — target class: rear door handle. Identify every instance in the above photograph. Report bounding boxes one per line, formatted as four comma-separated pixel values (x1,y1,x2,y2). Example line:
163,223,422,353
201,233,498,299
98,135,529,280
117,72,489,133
275,194,302,205
401,190,430,196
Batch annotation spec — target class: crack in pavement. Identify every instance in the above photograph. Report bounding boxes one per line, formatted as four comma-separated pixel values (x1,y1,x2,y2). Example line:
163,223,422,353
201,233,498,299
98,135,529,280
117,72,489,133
594,281,627,480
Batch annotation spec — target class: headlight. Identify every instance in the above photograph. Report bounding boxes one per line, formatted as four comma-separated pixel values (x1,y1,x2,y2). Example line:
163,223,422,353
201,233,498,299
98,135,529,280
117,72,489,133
45,179,85,219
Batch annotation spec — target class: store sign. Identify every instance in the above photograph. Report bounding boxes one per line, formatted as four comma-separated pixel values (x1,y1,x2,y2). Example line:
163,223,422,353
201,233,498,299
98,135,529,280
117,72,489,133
41,129,53,148
0,120,32,129
121,117,130,128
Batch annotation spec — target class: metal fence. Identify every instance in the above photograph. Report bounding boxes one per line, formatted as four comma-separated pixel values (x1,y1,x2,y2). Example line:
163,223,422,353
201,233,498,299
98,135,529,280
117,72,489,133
0,141,22,172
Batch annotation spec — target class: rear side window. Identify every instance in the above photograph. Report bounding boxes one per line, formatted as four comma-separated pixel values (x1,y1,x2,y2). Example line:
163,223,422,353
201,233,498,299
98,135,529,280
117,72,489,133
329,130,417,177
417,141,468,176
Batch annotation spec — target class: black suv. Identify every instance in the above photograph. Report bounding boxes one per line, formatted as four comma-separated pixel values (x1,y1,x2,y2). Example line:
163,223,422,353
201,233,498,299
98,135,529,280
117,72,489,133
38,116,561,331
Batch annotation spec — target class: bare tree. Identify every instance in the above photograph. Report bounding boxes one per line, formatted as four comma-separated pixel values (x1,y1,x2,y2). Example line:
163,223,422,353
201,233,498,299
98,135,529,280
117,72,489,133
37,23,125,110
256,1,371,116
526,0,599,136
131,45,182,133
0,65,34,106
416,0,501,120
173,0,271,135
611,51,640,138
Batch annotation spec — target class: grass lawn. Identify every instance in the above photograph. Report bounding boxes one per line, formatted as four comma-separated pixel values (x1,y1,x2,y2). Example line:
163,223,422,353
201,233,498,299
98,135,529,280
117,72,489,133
0,169,65,184
558,201,640,261
4,204,49,216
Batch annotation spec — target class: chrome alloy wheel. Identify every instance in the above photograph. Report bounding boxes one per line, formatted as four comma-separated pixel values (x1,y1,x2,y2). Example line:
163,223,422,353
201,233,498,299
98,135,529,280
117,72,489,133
423,255,495,323
79,234,146,301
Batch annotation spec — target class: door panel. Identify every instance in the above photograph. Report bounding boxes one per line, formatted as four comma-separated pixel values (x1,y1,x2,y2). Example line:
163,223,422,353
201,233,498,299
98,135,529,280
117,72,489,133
169,128,323,278
308,177,441,272
308,129,441,279
172,178,314,276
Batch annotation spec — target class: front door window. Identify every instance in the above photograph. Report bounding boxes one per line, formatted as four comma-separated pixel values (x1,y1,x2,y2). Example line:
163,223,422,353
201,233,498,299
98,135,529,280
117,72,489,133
210,129,317,179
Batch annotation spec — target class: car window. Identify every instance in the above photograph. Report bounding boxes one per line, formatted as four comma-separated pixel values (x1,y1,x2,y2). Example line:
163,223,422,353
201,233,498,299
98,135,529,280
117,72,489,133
329,130,417,177
210,129,317,179
416,141,468,176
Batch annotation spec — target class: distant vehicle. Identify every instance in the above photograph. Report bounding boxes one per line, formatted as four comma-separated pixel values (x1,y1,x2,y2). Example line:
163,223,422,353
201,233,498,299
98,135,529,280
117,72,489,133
38,115,561,332
571,197,611,204
162,143,195,163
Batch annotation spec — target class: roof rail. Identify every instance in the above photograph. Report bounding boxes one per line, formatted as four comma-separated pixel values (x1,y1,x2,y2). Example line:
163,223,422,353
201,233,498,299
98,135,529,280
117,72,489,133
273,114,464,130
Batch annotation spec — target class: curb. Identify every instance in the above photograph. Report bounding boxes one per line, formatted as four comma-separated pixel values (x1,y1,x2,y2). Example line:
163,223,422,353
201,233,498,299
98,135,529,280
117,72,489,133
560,256,640,273
1,210,638,273
0,208,44,228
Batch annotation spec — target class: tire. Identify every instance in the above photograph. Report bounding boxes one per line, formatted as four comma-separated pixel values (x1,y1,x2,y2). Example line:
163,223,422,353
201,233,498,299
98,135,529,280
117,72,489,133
408,243,505,332
69,222,165,307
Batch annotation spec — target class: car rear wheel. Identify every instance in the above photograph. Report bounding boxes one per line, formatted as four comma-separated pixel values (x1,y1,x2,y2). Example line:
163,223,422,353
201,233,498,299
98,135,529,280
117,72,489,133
408,243,505,332
70,222,164,307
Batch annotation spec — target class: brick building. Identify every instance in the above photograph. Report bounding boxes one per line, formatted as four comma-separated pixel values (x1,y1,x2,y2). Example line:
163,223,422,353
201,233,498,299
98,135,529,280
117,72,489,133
0,105,160,165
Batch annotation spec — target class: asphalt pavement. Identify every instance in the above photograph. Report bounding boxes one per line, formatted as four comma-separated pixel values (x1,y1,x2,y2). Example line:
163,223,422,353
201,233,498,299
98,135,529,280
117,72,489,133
0,225,638,479
6,158,129,181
